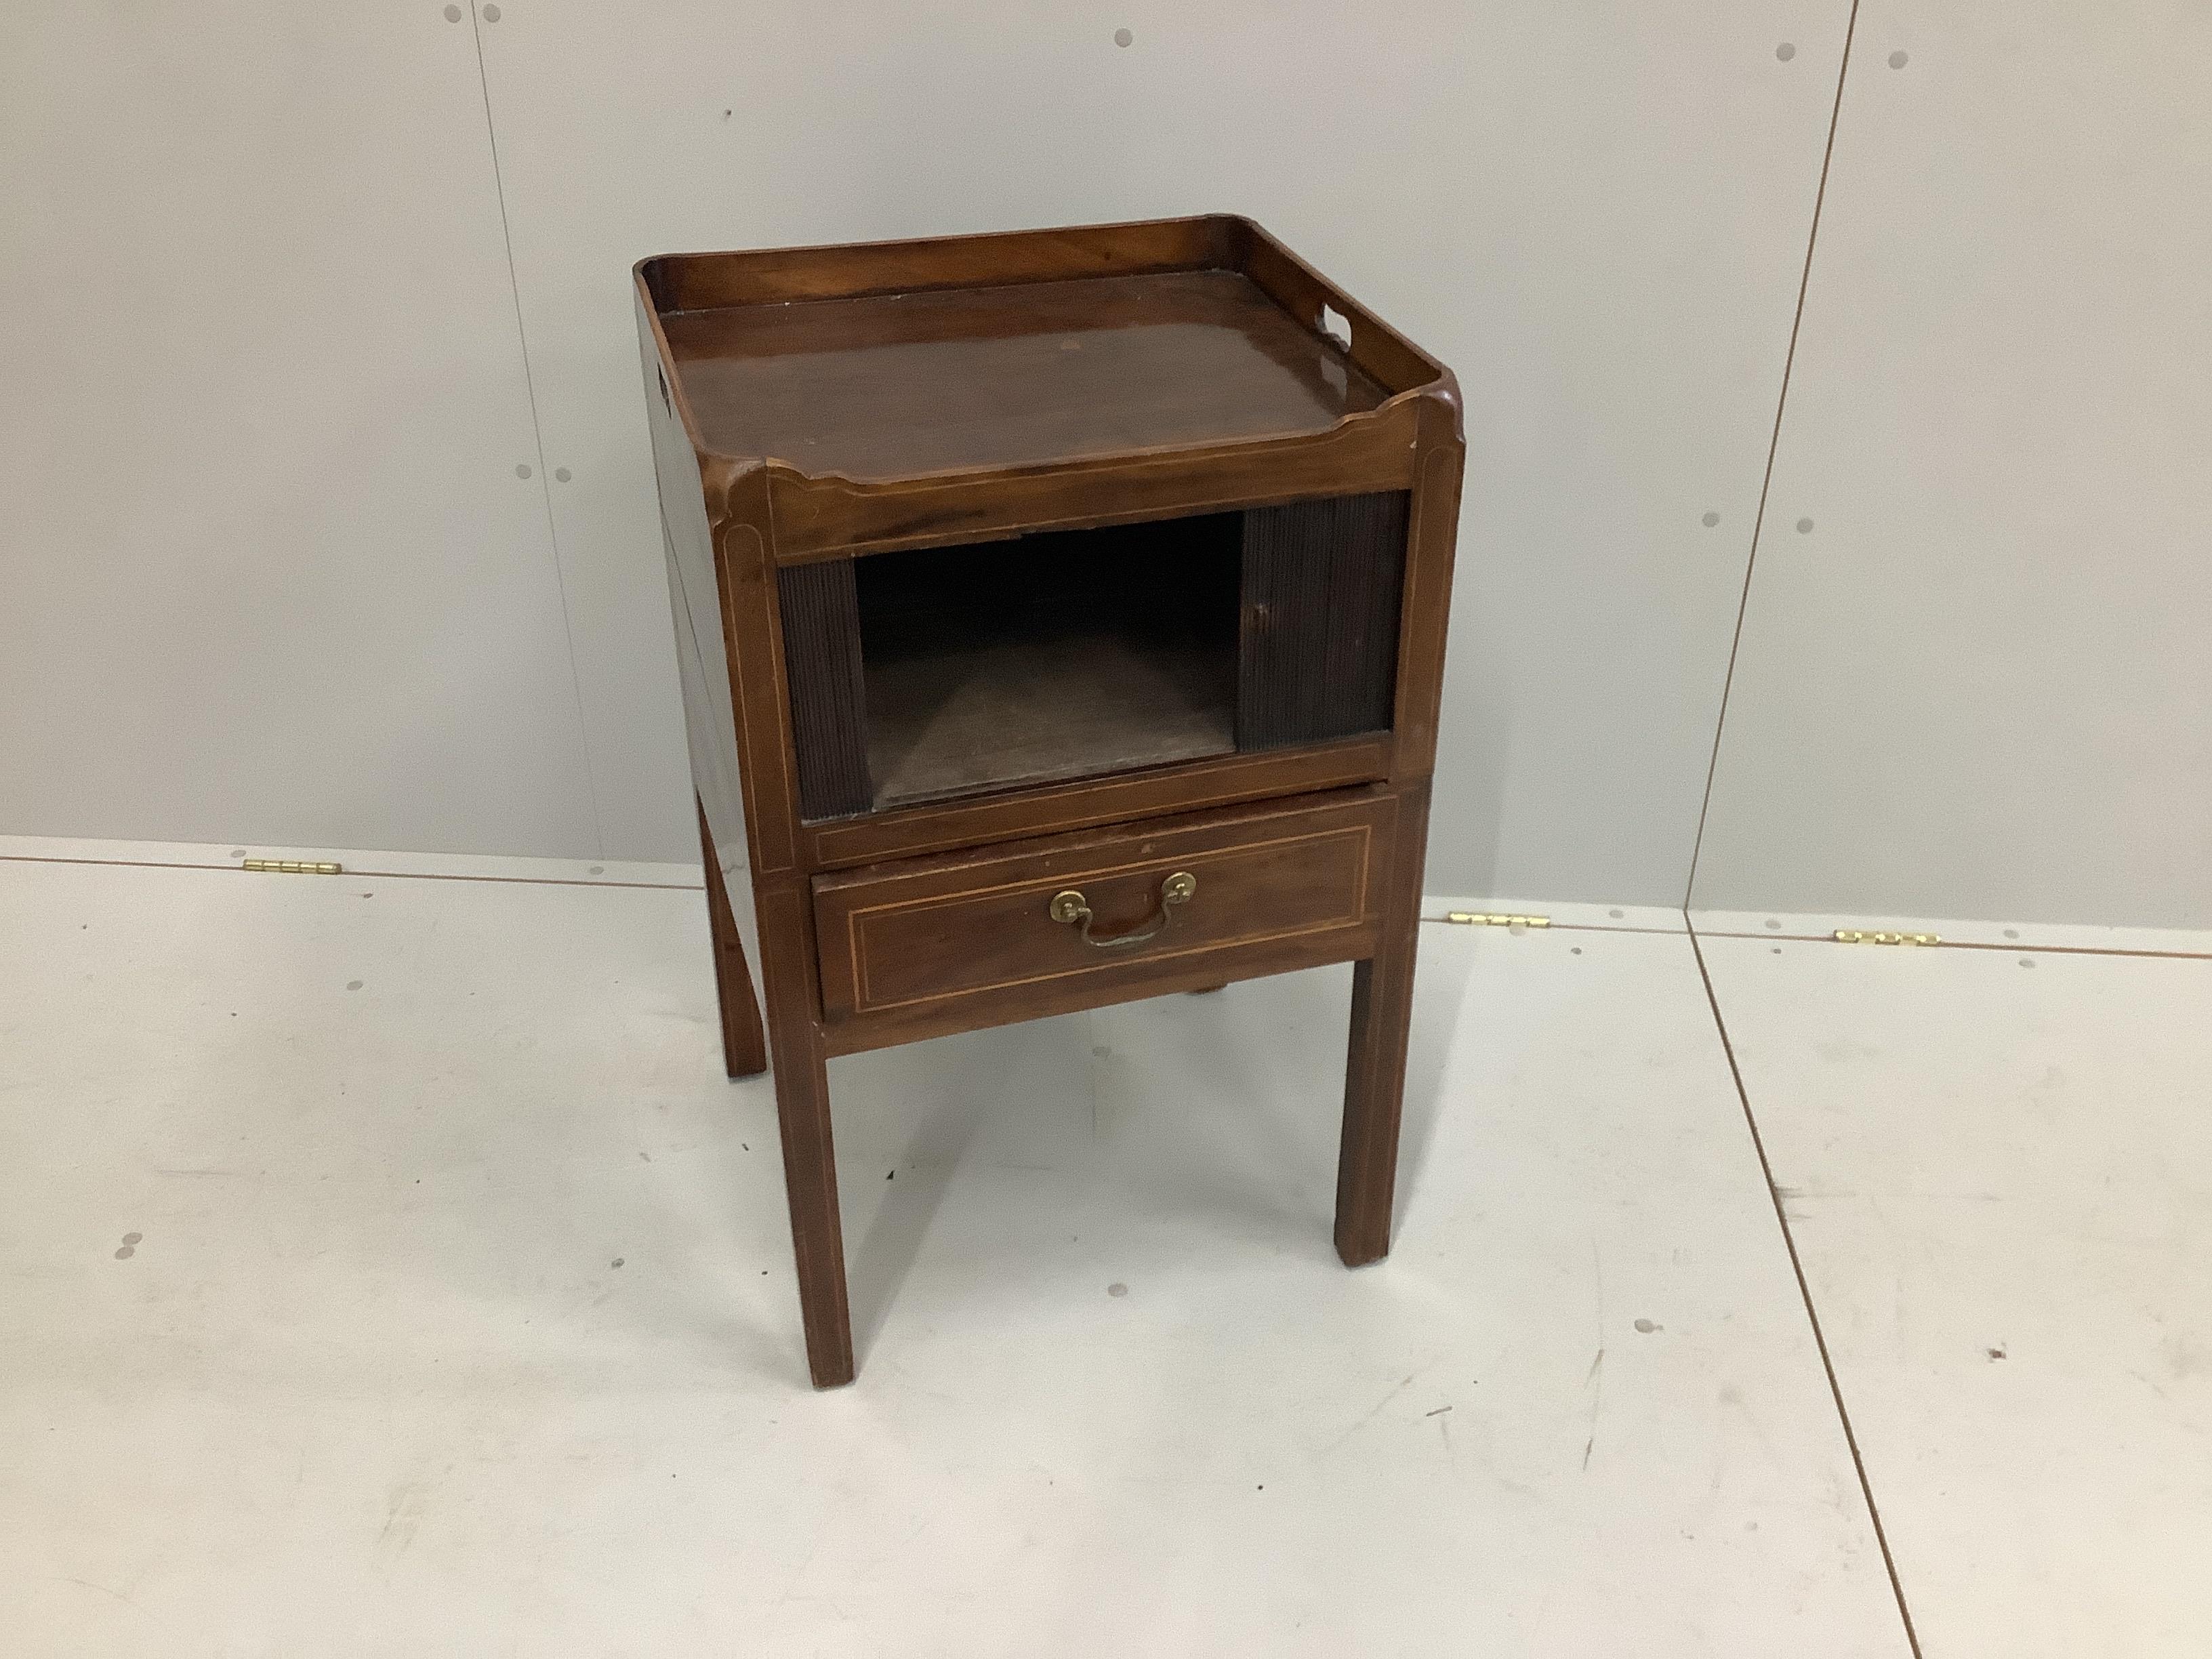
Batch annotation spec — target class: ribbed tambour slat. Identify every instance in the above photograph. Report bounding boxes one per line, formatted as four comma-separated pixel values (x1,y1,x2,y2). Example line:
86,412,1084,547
777,560,874,819
1236,492,1408,750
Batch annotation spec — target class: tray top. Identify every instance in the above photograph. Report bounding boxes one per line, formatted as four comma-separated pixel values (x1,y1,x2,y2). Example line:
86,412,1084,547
658,269,1391,483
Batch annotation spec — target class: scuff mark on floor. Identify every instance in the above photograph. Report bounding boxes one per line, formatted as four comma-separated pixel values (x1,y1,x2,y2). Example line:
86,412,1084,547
1317,1372,1418,1458
1584,1236,1607,1471
1583,1347,1605,1472
376,1482,423,1559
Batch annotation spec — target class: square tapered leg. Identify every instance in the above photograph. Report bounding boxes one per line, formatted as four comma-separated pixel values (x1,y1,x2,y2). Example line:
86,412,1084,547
697,800,768,1080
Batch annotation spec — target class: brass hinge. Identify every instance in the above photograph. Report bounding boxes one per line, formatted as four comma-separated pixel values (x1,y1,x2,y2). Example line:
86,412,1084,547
241,859,343,875
1833,928,1940,946
1444,912,1551,928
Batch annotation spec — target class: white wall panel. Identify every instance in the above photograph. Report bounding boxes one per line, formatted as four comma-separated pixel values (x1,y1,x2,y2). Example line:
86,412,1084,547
1692,3,2212,928
474,1,1848,888
0,4,599,857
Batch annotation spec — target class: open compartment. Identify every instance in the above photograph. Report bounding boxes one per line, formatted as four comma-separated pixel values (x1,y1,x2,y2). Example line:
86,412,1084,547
857,515,1242,810
778,491,1408,821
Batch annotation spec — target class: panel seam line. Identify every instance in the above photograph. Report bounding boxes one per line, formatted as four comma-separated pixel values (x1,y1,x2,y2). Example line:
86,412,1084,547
0,853,696,890
1682,0,1862,907
1687,913,1924,1659
467,5,608,857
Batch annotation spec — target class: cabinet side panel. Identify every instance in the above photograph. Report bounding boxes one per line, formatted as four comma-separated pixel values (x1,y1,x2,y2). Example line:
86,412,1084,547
1237,493,1408,751
776,561,874,820
636,295,760,962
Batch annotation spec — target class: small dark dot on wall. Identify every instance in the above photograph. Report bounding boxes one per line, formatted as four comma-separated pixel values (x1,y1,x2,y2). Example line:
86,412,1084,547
1775,41,1796,61
346,980,363,991
611,1257,625,1269
1889,49,1909,69
1113,27,1132,47
1796,517,1814,534
1702,511,1720,527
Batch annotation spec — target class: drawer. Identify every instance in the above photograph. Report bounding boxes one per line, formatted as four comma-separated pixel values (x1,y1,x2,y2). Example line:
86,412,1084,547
812,787,1396,1044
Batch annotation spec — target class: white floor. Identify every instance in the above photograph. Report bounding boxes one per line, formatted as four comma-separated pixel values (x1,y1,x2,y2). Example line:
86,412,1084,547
1700,934,2212,1659
1,848,2205,1656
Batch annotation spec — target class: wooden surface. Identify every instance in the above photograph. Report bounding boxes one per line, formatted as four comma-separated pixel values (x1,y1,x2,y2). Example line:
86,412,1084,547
851,512,1241,809
814,789,1389,1031
660,270,1389,483
762,405,1426,561
754,881,854,1387
1336,783,1431,1265
804,733,1391,869
640,216,1445,401
640,302,764,990
865,632,1234,809
640,216,1452,560
697,798,768,1080
635,217,1465,1386
1239,491,1409,750
775,561,873,820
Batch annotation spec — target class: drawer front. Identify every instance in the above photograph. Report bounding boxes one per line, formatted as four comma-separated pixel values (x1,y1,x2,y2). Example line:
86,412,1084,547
812,789,1395,1036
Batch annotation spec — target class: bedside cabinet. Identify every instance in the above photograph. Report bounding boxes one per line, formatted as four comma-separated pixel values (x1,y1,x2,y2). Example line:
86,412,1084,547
636,216,1462,1386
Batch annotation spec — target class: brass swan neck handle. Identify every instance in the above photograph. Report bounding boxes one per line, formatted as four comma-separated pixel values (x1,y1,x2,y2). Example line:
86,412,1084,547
1048,871,1197,949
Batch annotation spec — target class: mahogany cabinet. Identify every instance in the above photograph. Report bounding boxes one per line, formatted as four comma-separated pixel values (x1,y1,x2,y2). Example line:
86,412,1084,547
636,216,1462,1386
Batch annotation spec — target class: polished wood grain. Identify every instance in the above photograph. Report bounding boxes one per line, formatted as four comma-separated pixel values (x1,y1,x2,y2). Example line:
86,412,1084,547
821,901,1385,1061
1238,491,1408,750
1385,396,1467,783
698,798,767,1080
776,560,872,820
640,216,1243,313
851,512,1238,812
752,878,853,1388
803,732,1392,869
865,630,1235,810
639,216,1444,411
661,270,1390,485
764,403,1423,562
635,217,1465,1387
814,788,1390,1028
1336,782,1432,1266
